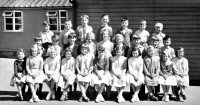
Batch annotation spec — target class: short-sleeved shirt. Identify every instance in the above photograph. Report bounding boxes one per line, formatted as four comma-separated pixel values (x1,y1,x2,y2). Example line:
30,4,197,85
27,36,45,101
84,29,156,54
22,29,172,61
134,29,150,43
76,25,93,40
39,30,54,43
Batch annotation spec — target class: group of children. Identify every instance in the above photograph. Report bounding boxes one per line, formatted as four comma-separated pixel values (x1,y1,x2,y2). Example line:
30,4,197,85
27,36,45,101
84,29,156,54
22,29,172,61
10,14,189,103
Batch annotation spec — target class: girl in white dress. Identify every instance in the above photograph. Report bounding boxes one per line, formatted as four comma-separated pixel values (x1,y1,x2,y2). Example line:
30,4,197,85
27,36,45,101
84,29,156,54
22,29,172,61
76,44,93,102
44,47,61,100
158,51,177,102
111,46,128,103
172,47,189,101
26,46,44,103
58,48,76,101
85,32,96,58
127,47,144,102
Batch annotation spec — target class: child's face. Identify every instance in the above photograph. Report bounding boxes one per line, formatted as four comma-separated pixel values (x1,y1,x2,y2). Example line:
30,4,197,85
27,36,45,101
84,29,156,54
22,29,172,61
52,38,59,45
164,39,171,47
153,40,159,47
103,31,109,40
86,35,93,43
121,20,129,28
162,54,168,62
132,39,141,46
155,26,163,33
102,16,109,24
65,51,72,59
65,21,72,30
140,23,146,30
98,51,104,57
116,37,123,44
43,25,50,32
81,48,88,55
50,50,56,58
17,52,25,60
132,50,139,58
147,48,154,57
35,40,42,46
31,48,38,57
116,50,123,56
81,17,89,26
69,37,76,44
177,49,184,58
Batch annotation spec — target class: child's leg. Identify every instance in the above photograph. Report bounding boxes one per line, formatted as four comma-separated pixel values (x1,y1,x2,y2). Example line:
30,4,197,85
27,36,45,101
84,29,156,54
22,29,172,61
118,86,125,103
180,85,187,100
78,82,87,100
28,83,39,102
131,84,136,102
135,85,142,101
16,83,23,100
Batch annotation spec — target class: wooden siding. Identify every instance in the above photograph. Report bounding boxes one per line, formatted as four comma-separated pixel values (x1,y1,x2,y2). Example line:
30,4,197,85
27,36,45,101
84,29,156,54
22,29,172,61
75,0,200,84
0,8,73,51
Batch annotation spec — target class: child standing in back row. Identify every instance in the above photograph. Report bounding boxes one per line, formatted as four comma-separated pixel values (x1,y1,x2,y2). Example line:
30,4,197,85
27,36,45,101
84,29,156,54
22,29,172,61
116,17,133,47
96,14,113,42
76,15,93,45
134,20,150,49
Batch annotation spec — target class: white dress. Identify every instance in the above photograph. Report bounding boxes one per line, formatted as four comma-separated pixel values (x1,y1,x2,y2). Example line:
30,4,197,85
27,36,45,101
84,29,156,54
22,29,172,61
127,57,144,86
158,60,177,86
111,56,128,87
44,57,61,83
58,57,76,88
76,54,93,82
26,56,44,84
97,40,113,58
172,57,189,87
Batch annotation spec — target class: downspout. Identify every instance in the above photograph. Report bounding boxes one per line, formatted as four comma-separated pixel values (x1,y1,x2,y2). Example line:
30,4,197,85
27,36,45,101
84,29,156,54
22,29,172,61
69,0,77,30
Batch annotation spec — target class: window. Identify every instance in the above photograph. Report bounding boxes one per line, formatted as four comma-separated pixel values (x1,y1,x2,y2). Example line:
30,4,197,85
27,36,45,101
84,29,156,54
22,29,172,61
2,11,23,32
46,10,68,32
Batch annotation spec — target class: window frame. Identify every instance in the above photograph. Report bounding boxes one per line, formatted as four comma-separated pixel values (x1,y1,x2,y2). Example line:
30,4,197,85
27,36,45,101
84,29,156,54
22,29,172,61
46,10,68,32
3,10,23,32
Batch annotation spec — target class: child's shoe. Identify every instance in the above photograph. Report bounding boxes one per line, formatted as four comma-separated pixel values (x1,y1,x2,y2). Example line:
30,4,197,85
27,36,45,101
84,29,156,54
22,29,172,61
51,91,55,100
100,94,105,102
46,91,52,101
95,95,100,103
164,95,169,102
29,97,33,103
34,96,40,103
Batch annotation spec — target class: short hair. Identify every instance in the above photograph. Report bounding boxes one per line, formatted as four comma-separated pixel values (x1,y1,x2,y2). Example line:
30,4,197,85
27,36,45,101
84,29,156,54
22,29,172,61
42,21,50,26
114,46,124,55
81,14,89,20
86,32,95,40
147,45,155,53
175,47,185,57
131,47,141,56
52,34,60,42
34,36,42,41
16,48,25,56
121,17,128,22
30,45,40,56
81,43,90,52
163,35,171,41
65,19,72,24
97,46,105,52
101,14,110,19
155,22,163,28
140,20,147,24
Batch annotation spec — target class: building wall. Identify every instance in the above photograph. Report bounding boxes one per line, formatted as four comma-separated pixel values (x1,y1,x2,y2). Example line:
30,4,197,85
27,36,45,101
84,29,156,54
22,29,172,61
0,8,73,51
75,0,200,85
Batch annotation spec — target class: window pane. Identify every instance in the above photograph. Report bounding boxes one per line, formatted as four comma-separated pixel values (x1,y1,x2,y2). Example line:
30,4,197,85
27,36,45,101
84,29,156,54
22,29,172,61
60,11,66,17
61,25,65,30
49,18,57,24
15,18,22,24
6,25,13,30
5,18,13,23
15,25,22,30
15,12,21,17
47,11,57,17
61,18,66,24
50,25,57,31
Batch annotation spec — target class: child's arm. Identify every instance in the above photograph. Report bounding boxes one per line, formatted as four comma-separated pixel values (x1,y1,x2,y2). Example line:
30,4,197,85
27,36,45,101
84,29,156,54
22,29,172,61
26,58,32,76
155,57,160,77
54,60,61,75
44,59,49,75
38,57,44,76
184,58,189,76
75,57,81,75
143,59,152,78
88,56,93,74
122,58,127,75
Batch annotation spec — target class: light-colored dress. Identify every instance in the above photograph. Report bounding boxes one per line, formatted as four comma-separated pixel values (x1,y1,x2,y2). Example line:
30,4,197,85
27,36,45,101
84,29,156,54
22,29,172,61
76,54,93,82
111,56,128,87
97,40,114,58
172,57,189,87
127,57,144,86
44,57,60,83
158,60,177,86
86,42,96,58
26,56,44,84
135,29,150,48
91,55,112,86
143,56,160,86
58,57,76,88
